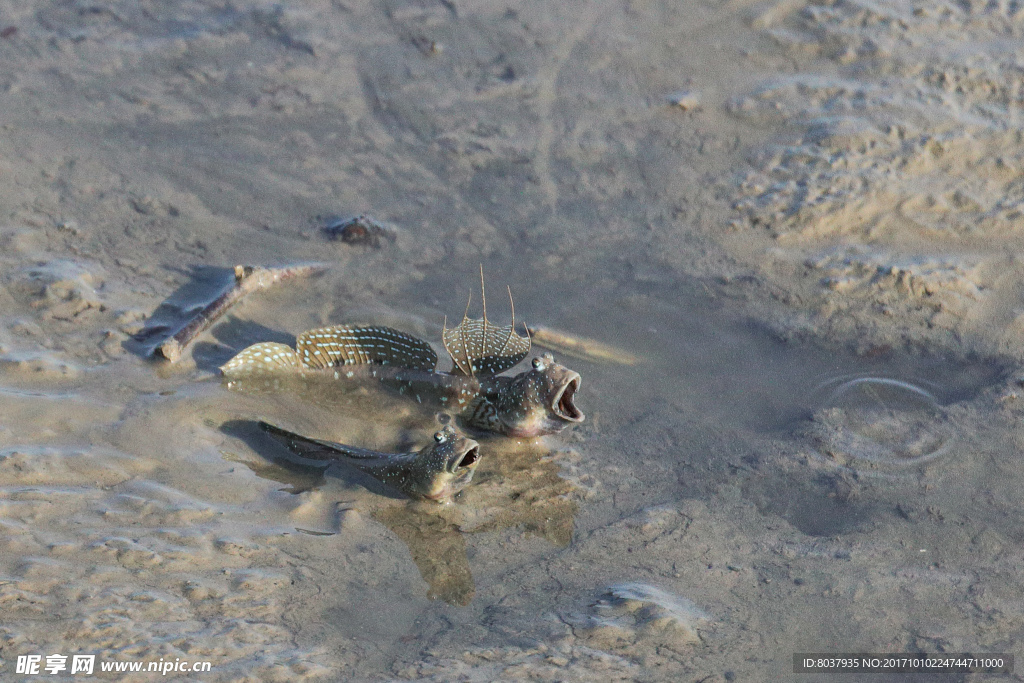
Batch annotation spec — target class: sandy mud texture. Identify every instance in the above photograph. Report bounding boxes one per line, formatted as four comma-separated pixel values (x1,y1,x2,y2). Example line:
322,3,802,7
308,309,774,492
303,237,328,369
1,0,1024,681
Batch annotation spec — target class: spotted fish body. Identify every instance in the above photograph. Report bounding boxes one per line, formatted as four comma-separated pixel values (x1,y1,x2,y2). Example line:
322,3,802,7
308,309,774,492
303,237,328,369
224,333,583,436
221,282,584,436
320,353,582,437
259,422,480,503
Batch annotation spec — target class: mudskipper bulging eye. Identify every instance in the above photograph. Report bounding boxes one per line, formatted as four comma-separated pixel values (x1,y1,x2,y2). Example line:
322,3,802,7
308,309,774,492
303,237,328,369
434,431,447,443
532,357,546,371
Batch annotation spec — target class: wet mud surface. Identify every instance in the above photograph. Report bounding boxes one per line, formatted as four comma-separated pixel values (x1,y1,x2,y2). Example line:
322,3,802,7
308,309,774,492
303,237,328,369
2,0,1024,681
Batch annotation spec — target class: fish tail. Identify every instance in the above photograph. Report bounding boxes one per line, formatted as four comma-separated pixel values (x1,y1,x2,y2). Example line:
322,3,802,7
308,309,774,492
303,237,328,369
259,421,389,463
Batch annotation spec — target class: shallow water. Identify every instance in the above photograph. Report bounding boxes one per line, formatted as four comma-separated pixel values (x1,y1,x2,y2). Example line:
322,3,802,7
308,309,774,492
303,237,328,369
2,0,1024,680
1,262,1013,680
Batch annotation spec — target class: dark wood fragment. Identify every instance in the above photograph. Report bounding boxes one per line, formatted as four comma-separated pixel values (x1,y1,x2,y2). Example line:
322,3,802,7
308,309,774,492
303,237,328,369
156,263,326,362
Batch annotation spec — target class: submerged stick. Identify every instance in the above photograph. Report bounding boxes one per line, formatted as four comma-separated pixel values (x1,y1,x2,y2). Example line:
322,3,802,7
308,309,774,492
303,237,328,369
156,263,326,363
526,325,642,366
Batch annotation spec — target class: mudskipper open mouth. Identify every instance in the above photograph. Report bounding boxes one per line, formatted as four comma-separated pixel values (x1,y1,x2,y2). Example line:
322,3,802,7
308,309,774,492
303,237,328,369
553,376,584,422
453,444,481,471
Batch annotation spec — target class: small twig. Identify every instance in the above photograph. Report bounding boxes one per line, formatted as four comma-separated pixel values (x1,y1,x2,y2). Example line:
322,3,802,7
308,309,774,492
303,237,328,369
156,263,326,363
526,325,642,366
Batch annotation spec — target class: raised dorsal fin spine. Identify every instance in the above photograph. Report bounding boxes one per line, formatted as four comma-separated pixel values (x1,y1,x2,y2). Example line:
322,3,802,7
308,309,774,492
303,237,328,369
479,265,487,375
441,273,532,377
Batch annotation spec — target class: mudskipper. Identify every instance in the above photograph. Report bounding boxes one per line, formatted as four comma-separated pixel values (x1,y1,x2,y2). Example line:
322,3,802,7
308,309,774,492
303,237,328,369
259,422,480,504
221,275,584,437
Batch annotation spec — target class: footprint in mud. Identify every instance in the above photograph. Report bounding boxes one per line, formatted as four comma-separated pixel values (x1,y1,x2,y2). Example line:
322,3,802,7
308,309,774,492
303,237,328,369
805,376,954,473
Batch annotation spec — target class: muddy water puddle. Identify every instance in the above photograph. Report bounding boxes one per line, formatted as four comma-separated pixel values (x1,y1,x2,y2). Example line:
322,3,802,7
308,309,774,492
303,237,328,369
526,278,1007,538
0,269,1011,678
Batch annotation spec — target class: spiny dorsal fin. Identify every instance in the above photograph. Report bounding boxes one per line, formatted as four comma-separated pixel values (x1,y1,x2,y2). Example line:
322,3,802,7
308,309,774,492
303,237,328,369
296,325,438,371
220,342,302,377
442,268,531,377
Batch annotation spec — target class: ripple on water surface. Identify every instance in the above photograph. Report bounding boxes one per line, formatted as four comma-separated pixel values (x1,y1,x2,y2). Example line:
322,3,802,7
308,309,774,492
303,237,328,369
806,375,956,475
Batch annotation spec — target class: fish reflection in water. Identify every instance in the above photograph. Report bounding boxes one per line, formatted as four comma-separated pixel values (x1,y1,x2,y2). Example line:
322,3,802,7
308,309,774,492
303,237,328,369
228,421,578,606
373,506,474,605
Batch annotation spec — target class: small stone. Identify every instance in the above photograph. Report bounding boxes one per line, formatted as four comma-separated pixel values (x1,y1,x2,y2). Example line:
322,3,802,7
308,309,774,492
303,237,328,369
666,90,701,110
323,215,398,248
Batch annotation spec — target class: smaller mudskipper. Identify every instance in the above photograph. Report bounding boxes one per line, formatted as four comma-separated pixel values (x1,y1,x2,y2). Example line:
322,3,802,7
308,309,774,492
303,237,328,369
259,422,481,504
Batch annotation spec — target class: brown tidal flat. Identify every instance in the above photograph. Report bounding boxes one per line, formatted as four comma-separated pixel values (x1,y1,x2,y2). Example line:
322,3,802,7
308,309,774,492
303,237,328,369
1,1,1024,681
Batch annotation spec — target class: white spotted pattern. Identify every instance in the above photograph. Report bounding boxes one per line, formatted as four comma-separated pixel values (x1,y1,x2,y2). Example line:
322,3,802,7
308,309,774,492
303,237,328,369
296,325,438,371
219,342,302,377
